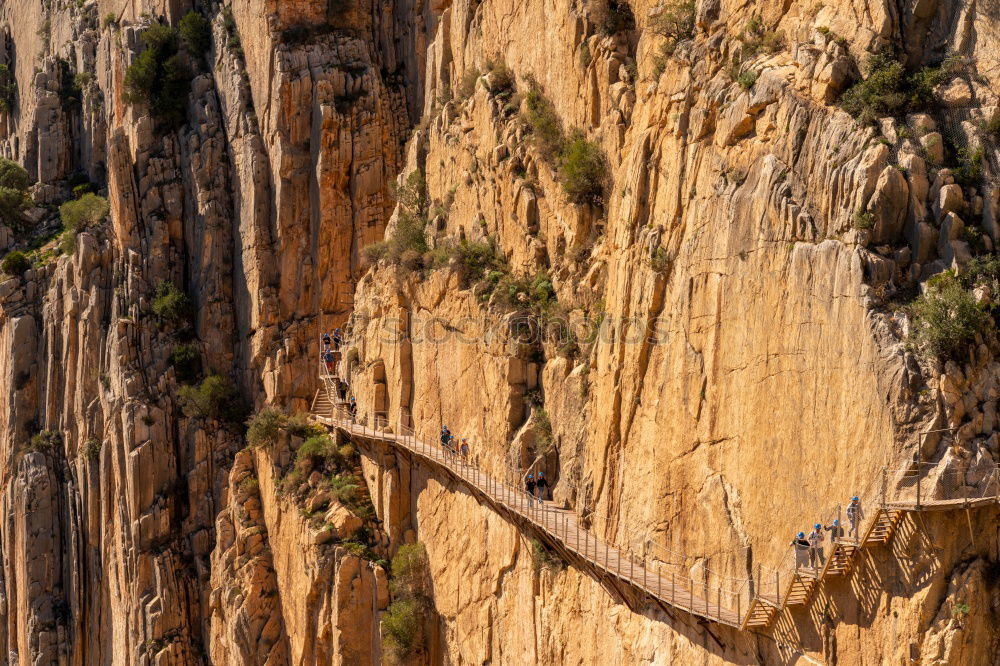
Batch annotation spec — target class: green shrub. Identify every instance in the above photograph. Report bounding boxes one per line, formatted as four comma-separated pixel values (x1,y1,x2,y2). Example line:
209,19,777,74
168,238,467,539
28,429,62,453
60,193,109,230
0,64,16,113
0,158,32,228
988,113,1000,142
952,147,984,188
736,70,758,89
560,133,605,206
531,537,565,571
286,412,324,439
739,18,784,58
246,407,288,448
488,270,559,314
650,246,671,274
169,343,201,382
649,0,695,56
82,437,102,460
59,229,78,255
382,598,423,661
177,374,241,421
102,13,119,30
238,475,259,495
295,434,337,468
363,213,428,266
908,271,992,360
523,79,565,164
179,11,212,58
72,182,96,198
124,24,192,130
853,209,875,230
151,281,192,324
839,50,907,125
390,543,430,597
599,0,636,35
1,251,30,276
840,52,958,125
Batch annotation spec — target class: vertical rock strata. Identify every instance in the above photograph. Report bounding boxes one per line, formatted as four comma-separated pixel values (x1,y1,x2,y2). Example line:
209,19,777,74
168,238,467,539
0,0,992,664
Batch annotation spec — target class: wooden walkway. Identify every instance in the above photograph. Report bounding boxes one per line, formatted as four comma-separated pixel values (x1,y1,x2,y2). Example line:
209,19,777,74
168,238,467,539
310,354,1000,631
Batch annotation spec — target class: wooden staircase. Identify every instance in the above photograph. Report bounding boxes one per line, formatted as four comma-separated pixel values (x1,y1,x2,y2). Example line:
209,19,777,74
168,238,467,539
863,508,905,545
822,541,860,577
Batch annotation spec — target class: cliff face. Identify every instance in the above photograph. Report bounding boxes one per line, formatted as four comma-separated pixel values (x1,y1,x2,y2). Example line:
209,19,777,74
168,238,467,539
0,0,995,664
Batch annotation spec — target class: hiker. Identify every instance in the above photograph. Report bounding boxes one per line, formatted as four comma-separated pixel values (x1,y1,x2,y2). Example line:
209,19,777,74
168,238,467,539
525,474,537,506
535,471,548,502
790,532,810,569
847,496,864,540
322,332,332,351
824,519,843,542
460,437,470,460
323,349,335,373
333,327,343,351
348,397,357,422
808,523,825,568
440,426,451,454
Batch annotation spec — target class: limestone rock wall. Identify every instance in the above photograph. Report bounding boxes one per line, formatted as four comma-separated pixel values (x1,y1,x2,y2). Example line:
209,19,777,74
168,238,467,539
0,0,995,663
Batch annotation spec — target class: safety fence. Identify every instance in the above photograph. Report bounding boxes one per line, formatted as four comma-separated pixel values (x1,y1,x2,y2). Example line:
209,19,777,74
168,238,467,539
315,335,1000,629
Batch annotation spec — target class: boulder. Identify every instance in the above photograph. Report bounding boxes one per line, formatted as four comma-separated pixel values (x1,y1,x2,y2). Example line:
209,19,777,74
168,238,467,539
324,503,363,538
921,132,945,165
935,184,966,222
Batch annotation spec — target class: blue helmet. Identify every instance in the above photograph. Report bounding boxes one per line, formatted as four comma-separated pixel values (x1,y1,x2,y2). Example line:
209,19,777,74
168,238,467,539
537,471,544,477
832,519,839,526
852,496,859,501
350,397,356,402
814,523,821,529
797,532,805,538
528,473,533,478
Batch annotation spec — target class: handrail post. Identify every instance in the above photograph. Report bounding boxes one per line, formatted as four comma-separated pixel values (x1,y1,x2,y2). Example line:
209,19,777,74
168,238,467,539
881,465,888,507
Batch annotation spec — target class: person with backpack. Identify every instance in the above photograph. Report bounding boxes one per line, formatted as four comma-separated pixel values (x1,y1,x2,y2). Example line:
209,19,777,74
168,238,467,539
322,332,332,351
807,523,825,568
525,474,536,506
824,519,843,542
790,532,810,570
348,397,357,422
323,349,335,373
440,426,451,455
459,438,469,460
847,496,865,540
333,327,343,351
535,472,548,502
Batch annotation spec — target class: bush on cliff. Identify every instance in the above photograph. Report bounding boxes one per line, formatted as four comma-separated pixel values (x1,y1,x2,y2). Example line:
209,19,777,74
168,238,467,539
560,132,606,206
151,281,192,324
383,543,431,663
0,159,32,229
124,24,192,130
60,193,109,230
649,0,695,57
1,251,30,276
178,374,241,421
0,64,16,113
908,270,992,360
246,407,288,448
840,50,959,125
179,11,211,59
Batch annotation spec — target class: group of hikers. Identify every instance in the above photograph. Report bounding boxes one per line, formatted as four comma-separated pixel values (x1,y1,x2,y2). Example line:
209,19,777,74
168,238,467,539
439,425,471,460
438,426,551,505
790,496,865,570
321,328,344,373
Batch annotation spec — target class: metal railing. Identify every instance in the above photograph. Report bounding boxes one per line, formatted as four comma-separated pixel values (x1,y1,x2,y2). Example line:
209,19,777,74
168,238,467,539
314,339,1000,628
